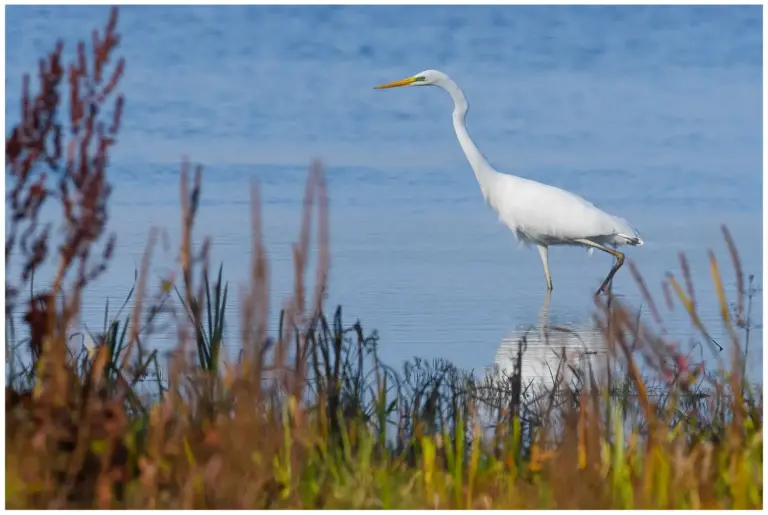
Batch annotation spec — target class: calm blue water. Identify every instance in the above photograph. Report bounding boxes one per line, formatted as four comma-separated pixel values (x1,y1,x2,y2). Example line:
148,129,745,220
5,6,763,382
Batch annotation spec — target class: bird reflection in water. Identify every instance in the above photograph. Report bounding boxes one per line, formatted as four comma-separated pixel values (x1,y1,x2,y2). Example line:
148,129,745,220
492,291,610,395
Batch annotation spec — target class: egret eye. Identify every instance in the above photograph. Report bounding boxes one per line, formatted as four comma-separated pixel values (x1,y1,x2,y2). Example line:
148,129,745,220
414,76,426,82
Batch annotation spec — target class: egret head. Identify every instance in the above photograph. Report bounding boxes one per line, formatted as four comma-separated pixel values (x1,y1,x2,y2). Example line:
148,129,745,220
374,69,450,89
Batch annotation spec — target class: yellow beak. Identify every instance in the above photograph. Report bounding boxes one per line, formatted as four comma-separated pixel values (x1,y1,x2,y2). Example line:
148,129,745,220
374,76,417,89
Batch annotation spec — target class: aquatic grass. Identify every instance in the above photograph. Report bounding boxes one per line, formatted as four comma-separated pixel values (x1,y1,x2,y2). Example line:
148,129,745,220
174,263,228,376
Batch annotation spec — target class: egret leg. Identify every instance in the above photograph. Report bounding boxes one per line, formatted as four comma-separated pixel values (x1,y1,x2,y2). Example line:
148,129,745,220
537,244,553,291
574,239,625,296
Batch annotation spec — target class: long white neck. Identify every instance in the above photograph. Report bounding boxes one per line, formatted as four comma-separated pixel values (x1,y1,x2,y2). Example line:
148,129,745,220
439,78,496,196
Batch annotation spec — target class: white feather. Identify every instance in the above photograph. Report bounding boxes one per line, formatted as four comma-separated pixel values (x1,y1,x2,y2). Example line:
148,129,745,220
375,69,644,292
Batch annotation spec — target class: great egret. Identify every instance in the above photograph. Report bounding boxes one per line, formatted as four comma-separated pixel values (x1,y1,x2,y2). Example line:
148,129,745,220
374,69,643,295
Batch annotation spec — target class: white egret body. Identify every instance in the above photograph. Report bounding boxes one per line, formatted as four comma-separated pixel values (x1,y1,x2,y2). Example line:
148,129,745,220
375,69,643,294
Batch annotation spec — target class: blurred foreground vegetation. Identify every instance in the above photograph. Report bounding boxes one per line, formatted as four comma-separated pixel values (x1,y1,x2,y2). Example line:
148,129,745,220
5,7,762,509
